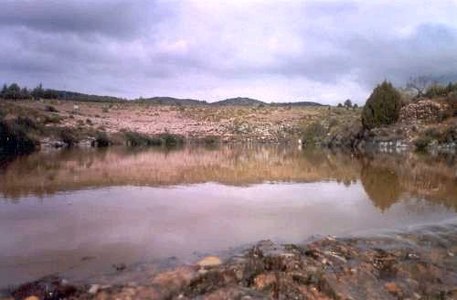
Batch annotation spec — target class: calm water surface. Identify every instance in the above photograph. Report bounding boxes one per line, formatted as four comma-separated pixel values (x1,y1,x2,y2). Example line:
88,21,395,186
0,145,456,288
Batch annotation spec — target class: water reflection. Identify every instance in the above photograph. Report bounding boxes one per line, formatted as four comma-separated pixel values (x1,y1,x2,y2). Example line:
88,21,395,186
1,145,457,288
361,163,401,211
0,146,456,211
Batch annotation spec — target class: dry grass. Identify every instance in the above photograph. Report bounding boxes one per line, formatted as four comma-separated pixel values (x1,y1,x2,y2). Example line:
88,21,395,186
1,100,361,142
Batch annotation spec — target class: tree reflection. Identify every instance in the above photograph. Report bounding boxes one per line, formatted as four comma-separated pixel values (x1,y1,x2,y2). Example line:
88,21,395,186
361,162,402,211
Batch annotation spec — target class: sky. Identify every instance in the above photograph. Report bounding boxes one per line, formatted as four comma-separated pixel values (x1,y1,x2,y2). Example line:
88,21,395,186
0,0,456,104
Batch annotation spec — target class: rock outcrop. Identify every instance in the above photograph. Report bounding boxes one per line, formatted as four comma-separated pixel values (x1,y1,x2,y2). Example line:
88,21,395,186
399,100,448,124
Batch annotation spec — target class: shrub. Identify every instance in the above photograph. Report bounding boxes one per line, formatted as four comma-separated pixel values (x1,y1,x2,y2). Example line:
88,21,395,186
424,127,441,140
425,84,448,98
414,136,432,151
157,133,184,146
124,131,162,146
328,118,339,128
445,93,457,117
302,122,327,146
438,126,457,144
0,119,38,154
425,82,457,98
362,81,402,129
45,105,58,112
201,135,220,145
15,116,41,131
59,128,79,147
92,131,112,147
124,131,184,147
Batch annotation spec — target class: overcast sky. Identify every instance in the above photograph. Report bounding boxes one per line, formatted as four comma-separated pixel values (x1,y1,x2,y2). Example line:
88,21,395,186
0,0,456,104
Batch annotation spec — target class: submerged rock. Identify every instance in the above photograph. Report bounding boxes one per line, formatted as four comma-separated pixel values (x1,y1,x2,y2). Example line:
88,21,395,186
9,223,457,299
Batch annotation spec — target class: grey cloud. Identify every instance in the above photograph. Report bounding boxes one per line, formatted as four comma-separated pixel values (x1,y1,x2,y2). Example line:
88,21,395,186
0,0,167,39
347,23,457,87
223,22,457,88
0,1,456,103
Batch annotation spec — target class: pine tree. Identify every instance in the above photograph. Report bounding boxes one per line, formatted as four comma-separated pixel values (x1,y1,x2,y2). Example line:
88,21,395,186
362,81,402,129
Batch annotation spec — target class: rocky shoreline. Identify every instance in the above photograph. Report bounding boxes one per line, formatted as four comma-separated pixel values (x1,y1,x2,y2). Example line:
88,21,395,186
6,221,457,300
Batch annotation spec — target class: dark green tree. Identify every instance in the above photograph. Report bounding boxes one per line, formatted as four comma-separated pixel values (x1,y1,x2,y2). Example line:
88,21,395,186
362,81,402,129
0,84,7,99
344,99,352,108
20,87,31,99
43,89,59,99
31,83,44,99
4,83,21,99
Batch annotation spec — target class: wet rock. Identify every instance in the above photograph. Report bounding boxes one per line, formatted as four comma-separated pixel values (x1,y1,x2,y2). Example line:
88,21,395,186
151,266,196,294
253,273,276,290
384,282,402,296
197,256,222,268
88,284,100,295
11,276,80,300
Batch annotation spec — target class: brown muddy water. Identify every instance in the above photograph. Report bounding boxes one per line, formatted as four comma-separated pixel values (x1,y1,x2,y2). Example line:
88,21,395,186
0,145,456,289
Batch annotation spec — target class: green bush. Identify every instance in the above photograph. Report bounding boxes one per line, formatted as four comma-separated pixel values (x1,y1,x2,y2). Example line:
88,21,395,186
302,122,327,146
425,84,448,98
157,133,184,146
15,116,42,131
424,127,441,140
124,131,162,146
414,136,432,151
445,93,457,117
201,135,220,145
0,118,38,154
124,131,184,147
92,131,112,147
59,128,79,147
362,81,402,129
438,126,457,144
425,82,457,98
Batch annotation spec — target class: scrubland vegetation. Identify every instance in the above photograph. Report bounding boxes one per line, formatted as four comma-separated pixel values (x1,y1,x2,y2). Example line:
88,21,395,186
300,77,457,152
1,78,457,154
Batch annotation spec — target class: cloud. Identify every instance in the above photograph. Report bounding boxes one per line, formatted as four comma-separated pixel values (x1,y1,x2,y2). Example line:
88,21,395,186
0,0,456,104
0,0,165,39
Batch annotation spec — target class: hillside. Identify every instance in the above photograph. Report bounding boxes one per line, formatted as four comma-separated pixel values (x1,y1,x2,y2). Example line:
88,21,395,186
212,97,266,106
0,99,360,151
272,101,324,107
136,97,207,106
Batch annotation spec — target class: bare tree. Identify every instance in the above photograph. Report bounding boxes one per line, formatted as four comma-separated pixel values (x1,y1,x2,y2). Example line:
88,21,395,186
406,76,436,98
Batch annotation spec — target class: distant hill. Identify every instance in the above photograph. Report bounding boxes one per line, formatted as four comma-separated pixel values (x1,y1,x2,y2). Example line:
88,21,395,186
2,81,327,106
271,101,324,107
212,97,266,106
137,97,207,106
